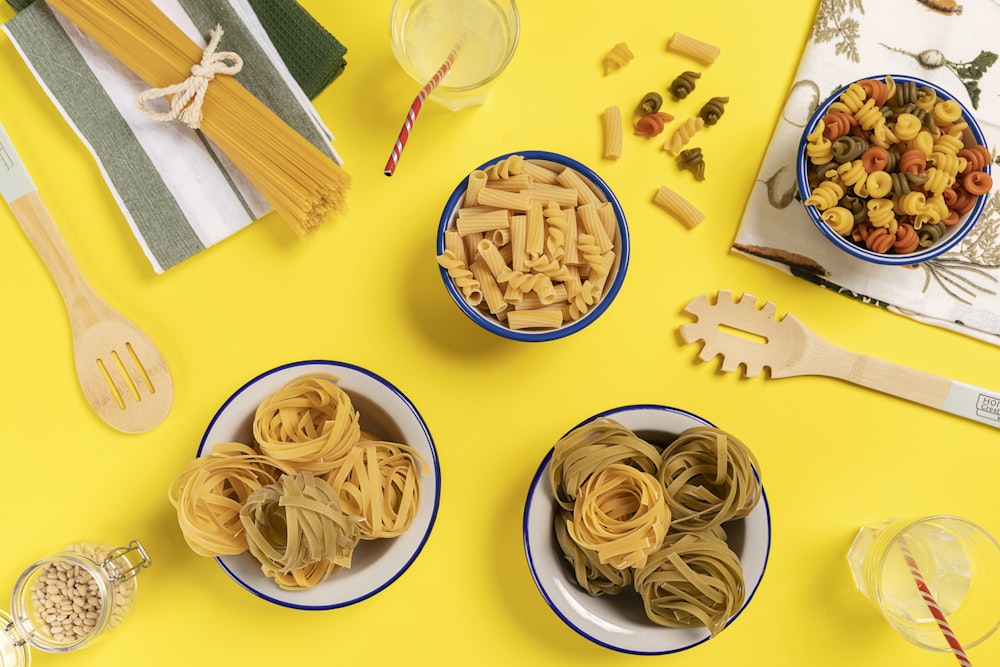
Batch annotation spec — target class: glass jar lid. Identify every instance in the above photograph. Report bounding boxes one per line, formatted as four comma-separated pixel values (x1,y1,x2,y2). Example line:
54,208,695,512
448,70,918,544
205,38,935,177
0,610,29,667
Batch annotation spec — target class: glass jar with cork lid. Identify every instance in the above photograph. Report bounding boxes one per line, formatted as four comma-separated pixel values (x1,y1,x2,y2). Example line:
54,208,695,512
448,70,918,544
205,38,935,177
0,540,150,667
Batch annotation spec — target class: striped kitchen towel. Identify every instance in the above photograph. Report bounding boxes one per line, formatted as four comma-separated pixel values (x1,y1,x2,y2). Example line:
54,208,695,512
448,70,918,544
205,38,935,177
2,0,344,273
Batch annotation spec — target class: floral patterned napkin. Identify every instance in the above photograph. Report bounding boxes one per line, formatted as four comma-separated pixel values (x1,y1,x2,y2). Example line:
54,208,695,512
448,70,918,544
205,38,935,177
733,0,1000,345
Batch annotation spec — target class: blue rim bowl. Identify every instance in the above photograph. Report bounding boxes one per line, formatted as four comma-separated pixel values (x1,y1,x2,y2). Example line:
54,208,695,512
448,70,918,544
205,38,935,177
197,359,441,610
796,74,990,266
437,150,629,341
522,404,771,654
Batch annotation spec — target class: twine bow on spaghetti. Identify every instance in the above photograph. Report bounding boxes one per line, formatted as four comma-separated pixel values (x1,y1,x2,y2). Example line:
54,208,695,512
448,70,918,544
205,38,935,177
136,24,243,130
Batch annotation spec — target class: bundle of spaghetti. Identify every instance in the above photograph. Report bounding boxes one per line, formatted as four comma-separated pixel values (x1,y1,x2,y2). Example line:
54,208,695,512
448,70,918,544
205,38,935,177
632,529,744,636
656,426,761,532
47,0,349,237
553,507,632,596
240,472,360,590
168,442,296,557
548,418,661,511
567,464,670,570
253,374,361,473
325,437,427,539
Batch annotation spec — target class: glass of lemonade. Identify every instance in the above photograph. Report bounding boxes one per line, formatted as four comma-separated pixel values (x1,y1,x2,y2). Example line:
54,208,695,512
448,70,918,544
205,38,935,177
390,0,520,111
848,516,1000,652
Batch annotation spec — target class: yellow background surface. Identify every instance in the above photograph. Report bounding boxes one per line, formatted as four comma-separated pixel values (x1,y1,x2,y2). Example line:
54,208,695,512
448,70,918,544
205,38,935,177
1,1,999,665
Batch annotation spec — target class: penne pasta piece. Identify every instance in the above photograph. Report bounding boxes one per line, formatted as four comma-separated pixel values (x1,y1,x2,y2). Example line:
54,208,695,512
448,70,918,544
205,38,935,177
521,161,560,184
525,199,545,258
557,167,602,206
602,105,623,159
463,170,488,207
667,32,720,66
578,203,615,253
455,209,511,236
487,173,533,192
653,185,705,229
470,259,507,315
476,239,510,279
522,184,579,207
507,308,564,330
478,187,533,211
510,214,528,272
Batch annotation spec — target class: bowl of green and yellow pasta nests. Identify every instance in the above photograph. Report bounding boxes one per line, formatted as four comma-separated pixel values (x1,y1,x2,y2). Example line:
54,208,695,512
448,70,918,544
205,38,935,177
522,404,771,654
436,150,629,342
169,360,440,610
797,74,992,266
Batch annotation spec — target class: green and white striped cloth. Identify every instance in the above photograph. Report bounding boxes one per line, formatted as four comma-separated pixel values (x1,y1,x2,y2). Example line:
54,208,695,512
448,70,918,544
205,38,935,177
3,0,345,273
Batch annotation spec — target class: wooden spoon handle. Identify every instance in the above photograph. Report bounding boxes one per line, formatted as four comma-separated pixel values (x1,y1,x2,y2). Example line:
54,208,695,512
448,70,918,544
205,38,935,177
828,351,1000,429
1,122,108,327
9,190,109,327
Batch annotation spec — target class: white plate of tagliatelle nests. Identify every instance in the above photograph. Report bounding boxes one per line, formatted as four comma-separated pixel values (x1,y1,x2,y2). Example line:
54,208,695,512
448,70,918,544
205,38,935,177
522,404,771,654
170,360,440,610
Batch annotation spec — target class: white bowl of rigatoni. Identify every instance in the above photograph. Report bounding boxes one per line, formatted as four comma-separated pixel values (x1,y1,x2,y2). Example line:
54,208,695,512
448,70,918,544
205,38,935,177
436,151,630,342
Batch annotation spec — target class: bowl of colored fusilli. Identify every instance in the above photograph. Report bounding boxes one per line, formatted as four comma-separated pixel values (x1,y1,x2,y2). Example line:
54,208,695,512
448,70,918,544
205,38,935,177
797,74,992,266
435,150,630,341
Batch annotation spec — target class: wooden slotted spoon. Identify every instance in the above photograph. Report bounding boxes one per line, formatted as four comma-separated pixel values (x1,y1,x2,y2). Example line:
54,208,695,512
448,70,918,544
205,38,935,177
1,122,173,433
679,290,1000,430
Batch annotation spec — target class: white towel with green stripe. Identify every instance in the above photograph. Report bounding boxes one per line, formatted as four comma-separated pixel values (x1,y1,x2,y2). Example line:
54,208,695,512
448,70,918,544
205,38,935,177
2,0,341,273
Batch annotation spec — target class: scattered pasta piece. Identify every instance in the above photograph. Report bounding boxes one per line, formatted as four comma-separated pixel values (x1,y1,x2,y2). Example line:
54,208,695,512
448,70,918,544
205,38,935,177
663,116,705,155
668,71,701,100
699,96,729,125
654,185,705,229
676,147,706,181
602,105,623,159
638,91,663,115
667,32,720,65
603,42,634,74
635,112,673,138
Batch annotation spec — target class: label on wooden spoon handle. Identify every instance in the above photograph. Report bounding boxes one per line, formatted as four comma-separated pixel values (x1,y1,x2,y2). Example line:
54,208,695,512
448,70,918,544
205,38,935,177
942,382,1000,429
0,121,37,204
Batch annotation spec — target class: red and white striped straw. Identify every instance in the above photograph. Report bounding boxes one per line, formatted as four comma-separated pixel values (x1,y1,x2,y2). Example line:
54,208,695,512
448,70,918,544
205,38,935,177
898,535,974,667
384,36,466,176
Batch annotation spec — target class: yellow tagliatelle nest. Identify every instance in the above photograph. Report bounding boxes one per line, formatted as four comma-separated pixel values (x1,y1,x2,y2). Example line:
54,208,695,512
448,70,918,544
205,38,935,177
253,374,361,473
168,442,296,557
240,472,360,590
567,463,670,570
326,438,427,540
549,418,661,511
656,426,761,532
553,507,632,596
633,530,745,637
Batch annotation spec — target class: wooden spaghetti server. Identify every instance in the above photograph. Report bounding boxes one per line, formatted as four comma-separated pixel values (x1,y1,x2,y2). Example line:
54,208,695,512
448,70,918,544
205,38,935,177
0,121,173,433
679,290,1000,430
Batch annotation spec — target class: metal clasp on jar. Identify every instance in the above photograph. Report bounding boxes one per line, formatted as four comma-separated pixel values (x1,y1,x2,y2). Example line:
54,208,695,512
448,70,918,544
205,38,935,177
100,540,151,582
